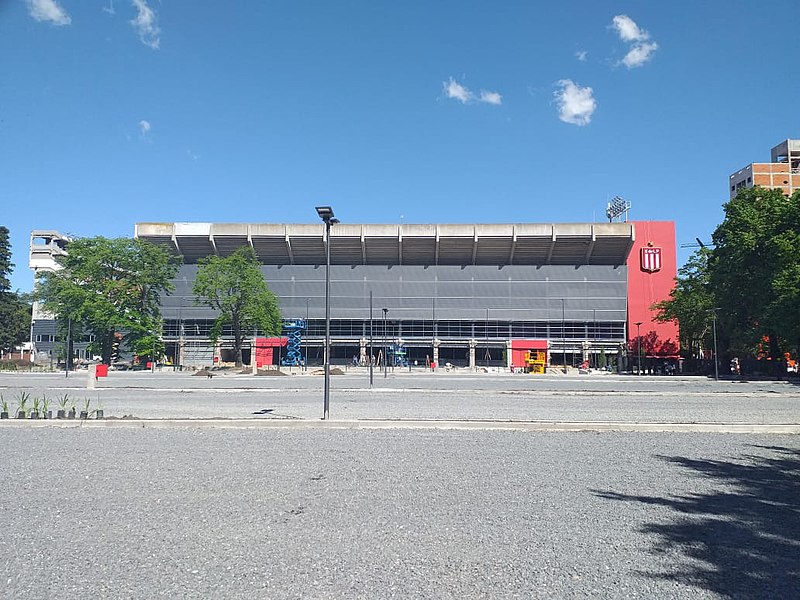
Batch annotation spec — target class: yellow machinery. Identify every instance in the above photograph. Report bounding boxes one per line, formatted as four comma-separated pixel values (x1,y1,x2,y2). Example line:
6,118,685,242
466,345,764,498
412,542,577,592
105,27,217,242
524,350,547,374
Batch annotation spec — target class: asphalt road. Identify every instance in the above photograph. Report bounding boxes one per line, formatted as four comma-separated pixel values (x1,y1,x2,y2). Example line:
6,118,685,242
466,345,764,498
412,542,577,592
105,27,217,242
1,428,798,599
1,371,798,423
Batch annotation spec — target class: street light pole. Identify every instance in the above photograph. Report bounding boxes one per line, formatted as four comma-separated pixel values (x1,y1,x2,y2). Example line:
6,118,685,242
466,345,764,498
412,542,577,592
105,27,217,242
176,297,182,369
589,308,598,368
485,307,489,368
369,291,374,388
383,307,388,378
562,298,567,374
305,297,309,372
710,308,719,381
315,206,339,420
634,321,643,375
65,316,71,378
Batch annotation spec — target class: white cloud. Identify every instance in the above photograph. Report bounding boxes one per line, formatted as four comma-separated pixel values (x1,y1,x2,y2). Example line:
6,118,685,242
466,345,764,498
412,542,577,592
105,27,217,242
610,15,658,68
554,79,596,126
611,15,649,43
444,77,472,103
27,0,71,26
139,119,151,138
103,1,115,15
130,0,160,49
575,50,588,62
622,42,659,68
443,78,502,106
479,90,502,106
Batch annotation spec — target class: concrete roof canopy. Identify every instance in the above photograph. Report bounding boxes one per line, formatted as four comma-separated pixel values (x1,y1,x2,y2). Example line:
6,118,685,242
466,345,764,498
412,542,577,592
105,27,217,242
134,222,636,267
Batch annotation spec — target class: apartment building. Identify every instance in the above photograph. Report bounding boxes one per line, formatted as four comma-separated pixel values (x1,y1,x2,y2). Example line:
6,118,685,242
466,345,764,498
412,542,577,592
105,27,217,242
729,139,800,199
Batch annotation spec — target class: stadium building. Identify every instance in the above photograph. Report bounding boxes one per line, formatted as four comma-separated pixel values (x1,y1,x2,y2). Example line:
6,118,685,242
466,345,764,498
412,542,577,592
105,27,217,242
116,219,679,371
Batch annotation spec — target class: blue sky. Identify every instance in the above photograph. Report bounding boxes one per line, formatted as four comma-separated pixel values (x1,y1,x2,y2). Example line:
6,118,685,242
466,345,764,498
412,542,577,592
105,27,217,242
3,1,800,292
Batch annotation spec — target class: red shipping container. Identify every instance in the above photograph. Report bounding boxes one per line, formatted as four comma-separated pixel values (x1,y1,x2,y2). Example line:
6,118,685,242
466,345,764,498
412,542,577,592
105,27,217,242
96,364,109,378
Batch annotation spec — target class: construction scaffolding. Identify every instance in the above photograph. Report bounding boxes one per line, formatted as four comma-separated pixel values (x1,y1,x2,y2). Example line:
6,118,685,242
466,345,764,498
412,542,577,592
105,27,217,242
281,319,306,366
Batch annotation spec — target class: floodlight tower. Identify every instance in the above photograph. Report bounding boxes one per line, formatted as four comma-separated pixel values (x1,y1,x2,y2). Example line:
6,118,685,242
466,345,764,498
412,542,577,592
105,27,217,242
605,196,631,222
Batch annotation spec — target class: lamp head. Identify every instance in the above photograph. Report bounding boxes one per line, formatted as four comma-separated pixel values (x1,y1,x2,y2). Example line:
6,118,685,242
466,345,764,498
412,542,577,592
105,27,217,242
315,206,335,222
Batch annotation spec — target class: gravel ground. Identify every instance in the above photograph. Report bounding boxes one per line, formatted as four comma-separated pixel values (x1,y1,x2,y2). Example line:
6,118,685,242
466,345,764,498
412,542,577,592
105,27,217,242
1,371,798,423
1,428,798,599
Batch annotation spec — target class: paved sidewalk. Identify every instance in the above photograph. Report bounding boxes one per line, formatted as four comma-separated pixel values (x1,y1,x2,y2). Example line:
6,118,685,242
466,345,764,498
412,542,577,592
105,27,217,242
1,370,798,423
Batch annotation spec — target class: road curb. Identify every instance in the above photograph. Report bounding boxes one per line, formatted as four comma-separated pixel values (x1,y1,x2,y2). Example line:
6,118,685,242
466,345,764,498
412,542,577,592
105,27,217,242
1,419,799,433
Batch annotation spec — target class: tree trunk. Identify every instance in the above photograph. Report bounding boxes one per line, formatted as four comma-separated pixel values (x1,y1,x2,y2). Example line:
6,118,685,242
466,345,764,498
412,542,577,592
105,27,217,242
768,332,782,380
101,330,113,365
67,334,74,371
232,318,242,368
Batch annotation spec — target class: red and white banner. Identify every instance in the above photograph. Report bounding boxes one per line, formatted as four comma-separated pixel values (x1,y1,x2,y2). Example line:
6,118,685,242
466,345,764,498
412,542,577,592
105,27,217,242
640,247,662,273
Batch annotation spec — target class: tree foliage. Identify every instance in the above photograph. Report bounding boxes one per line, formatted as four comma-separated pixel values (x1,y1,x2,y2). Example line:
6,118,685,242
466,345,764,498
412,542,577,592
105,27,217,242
0,226,31,353
0,226,13,293
652,247,715,359
710,187,800,362
653,187,800,374
0,292,31,353
192,247,282,367
35,237,180,364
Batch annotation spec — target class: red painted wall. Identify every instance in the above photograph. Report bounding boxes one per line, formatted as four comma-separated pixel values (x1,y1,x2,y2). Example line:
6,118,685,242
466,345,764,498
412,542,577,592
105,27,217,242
627,221,679,356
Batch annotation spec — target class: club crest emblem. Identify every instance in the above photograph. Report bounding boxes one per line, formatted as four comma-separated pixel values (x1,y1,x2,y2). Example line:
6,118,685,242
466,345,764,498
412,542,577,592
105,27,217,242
640,245,662,273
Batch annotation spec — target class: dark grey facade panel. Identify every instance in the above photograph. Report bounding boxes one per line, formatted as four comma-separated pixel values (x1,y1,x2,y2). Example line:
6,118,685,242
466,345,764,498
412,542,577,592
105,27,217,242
162,264,628,323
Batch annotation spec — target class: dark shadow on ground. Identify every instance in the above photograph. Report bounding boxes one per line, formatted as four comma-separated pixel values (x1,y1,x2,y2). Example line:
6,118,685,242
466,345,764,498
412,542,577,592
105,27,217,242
593,445,800,599
251,408,300,419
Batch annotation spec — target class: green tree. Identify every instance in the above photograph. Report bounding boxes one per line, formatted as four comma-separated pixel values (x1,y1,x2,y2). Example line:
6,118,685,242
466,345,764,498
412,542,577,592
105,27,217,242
710,187,800,369
597,348,607,370
0,227,32,355
192,247,282,367
652,247,715,360
0,292,31,354
36,237,180,364
0,226,13,292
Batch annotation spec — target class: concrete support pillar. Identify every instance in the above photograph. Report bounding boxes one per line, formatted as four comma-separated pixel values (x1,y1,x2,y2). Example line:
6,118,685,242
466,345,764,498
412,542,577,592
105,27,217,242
432,339,440,368
469,339,477,371
506,339,513,369
87,364,96,389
